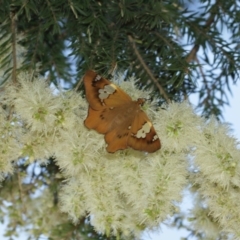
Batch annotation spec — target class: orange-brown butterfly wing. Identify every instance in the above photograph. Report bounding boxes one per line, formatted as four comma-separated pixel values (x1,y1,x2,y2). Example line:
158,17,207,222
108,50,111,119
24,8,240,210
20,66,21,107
85,101,160,153
103,102,137,152
83,70,161,153
104,128,130,153
83,70,132,110
84,107,110,134
127,110,161,153
85,103,136,151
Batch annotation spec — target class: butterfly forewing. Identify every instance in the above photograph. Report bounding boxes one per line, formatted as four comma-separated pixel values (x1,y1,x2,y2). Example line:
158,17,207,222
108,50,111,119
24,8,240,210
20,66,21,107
83,70,161,153
85,102,134,135
84,107,111,134
84,70,132,110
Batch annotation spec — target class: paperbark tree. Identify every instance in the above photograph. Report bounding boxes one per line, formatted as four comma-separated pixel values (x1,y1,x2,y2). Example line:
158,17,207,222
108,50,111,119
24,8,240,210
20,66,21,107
0,0,239,239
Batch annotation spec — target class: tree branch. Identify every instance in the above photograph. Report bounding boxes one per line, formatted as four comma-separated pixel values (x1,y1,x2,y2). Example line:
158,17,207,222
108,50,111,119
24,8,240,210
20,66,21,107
17,170,27,214
10,9,17,84
75,76,83,91
186,0,219,63
128,35,171,103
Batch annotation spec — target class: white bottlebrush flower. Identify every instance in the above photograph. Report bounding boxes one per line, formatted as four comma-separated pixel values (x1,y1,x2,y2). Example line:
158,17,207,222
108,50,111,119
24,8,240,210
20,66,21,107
7,72,61,133
20,131,55,164
154,101,203,152
107,151,187,227
194,117,240,189
59,149,187,237
190,118,240,238
207,185,240,237
59,178,89,223
2,70,240,238
0,109,22,179
192,173,240,238
53,91,88,131
189,197,223,239
57,74,196,237
54,121,106,177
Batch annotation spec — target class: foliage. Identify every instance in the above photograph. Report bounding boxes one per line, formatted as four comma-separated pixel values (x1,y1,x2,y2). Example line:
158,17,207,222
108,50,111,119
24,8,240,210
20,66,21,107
1,0,239,116
0,0,240,239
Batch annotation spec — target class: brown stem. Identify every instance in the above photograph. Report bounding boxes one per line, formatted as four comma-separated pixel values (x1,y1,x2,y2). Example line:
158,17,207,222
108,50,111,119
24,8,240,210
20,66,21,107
186,44,199,63
17,171,27,214
186,0,219,63
10,10,17,83
75,76,84,91
128,35,171,103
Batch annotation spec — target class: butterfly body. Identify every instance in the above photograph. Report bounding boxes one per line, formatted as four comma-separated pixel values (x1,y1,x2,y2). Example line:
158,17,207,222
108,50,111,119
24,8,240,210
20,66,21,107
84,70,161,153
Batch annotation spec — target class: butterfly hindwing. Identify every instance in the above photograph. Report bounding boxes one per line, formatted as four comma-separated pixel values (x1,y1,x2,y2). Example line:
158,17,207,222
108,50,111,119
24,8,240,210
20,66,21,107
85,102,136,151
127,110,161,153
103,102,138,152
84,70,132,110
105,128,129,153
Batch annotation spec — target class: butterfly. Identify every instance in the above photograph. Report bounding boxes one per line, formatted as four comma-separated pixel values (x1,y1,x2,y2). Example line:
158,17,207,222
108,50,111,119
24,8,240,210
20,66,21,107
83,70,161,153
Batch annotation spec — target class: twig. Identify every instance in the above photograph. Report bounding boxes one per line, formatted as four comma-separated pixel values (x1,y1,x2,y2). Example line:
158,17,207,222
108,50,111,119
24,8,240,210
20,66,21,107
195,56,211,103
17,170,27,214
186,44,199,63
75,76,84,91
108,62,117,76
186,0,219,63
128,35,171,103
10,10,17,84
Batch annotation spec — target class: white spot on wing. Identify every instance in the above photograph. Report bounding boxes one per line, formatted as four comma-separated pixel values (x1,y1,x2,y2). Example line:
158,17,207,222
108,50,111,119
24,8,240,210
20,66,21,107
98,84,116,100
128,126,131,130
153,135,158,141
95,75,101,81
135,121,152,138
